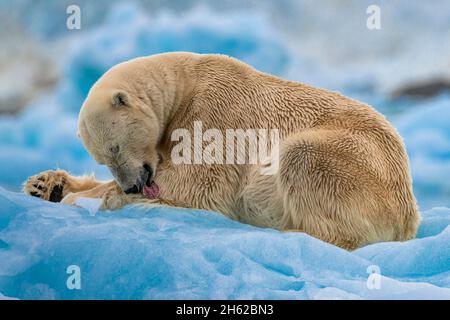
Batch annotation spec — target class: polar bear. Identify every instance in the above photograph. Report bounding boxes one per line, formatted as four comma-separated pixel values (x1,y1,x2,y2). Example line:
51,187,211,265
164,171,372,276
24,52,420,250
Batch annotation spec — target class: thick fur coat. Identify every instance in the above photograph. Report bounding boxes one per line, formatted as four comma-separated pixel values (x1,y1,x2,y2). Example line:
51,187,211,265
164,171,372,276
24,52,420,249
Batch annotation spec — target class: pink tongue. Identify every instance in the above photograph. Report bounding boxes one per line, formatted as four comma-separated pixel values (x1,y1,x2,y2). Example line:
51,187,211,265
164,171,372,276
143,182,160,199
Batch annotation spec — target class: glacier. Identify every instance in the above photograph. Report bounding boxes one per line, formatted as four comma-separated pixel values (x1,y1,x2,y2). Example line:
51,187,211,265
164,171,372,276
1,1,450,299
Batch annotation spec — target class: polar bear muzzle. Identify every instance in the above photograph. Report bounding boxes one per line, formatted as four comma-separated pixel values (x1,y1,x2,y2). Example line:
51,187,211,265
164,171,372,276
121,163,159,199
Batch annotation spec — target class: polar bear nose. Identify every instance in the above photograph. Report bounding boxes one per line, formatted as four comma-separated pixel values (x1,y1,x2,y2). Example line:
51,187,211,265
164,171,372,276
124,184,141,194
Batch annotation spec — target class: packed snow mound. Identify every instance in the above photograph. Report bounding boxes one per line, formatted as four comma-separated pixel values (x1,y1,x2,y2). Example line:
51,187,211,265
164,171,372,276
1,188,450,300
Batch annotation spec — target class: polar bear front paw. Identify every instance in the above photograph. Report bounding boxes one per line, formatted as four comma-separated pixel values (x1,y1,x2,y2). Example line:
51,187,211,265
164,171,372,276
23,170,69,202
100,192,133,211
99,192,160,211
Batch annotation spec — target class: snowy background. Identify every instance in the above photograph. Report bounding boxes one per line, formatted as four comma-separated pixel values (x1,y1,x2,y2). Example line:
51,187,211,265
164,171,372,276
0,0,450,299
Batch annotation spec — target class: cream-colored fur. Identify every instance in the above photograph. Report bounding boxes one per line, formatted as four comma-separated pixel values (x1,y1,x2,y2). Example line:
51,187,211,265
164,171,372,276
24,52,420,250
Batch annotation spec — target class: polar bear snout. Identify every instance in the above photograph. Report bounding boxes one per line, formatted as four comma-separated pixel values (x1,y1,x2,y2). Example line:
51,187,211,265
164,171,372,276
121,164,153,194
124,185,140,194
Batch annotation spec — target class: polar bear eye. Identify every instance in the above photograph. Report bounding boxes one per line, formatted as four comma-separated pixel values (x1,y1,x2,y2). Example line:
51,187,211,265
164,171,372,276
109,145,120,154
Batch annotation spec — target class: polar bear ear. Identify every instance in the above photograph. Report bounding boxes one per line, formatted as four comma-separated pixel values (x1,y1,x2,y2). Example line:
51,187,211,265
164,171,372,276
111,91,129,108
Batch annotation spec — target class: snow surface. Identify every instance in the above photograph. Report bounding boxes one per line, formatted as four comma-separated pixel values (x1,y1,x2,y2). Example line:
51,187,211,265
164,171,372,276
1,1,450,299
0,188,450,299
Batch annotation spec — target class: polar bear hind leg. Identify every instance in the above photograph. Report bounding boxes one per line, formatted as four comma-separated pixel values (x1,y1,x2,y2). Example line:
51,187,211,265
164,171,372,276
276,128,417,250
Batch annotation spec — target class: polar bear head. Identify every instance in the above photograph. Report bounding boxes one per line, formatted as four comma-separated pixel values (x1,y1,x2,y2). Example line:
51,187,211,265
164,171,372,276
77,77,162,195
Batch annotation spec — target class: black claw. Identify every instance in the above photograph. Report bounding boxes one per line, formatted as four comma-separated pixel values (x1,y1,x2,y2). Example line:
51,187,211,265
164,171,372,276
30,191,40,198
49,185,64,202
